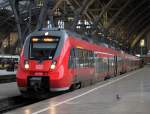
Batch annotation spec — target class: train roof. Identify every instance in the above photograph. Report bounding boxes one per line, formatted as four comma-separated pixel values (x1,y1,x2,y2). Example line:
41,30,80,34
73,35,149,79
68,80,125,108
29,28,137,58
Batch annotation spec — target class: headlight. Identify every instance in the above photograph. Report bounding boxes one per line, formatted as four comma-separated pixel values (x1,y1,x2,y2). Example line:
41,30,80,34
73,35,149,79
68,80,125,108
24,60,29,70
50,61,57,70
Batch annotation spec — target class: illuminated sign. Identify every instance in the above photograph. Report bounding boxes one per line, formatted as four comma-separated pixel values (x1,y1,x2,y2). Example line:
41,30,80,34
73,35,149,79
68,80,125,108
32,37,59,42
32,38,39,42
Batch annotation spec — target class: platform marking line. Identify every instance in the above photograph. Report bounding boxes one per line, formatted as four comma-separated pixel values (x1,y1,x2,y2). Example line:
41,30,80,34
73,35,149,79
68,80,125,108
32,69,142,114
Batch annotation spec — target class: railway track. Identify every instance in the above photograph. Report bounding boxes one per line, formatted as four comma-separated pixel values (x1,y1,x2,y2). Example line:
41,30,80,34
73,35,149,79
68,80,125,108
0,92,66,113
0,96,39,113
0,75,16,84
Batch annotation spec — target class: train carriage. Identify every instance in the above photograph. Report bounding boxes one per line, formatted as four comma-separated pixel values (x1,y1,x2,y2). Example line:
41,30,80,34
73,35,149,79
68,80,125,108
16,28,141,97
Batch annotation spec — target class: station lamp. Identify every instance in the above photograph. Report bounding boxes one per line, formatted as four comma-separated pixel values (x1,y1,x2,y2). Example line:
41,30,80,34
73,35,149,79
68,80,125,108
140,39,145,57
98,32,102,35
45,32,49,36
140,39,145,47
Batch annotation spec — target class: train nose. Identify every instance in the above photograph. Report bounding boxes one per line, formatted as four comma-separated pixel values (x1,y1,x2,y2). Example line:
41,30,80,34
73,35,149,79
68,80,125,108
28,60,52,72
28,76,49,92
32,82,40,92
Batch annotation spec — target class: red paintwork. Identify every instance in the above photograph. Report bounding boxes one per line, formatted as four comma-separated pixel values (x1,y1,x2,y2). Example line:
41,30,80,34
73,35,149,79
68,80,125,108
16,33,141,93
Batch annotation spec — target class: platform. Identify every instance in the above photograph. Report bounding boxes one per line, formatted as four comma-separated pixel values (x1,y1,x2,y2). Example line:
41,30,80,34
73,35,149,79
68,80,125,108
0,70,16,76
0,70,16,83
6,66,150,114
0,82,20,100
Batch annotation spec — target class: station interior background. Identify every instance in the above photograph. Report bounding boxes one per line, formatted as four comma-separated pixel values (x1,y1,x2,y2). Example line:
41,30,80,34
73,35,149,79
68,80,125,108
0,0,150,63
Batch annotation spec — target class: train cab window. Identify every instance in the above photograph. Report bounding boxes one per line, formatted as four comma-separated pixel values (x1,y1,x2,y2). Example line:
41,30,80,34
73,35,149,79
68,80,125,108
30,37,59,60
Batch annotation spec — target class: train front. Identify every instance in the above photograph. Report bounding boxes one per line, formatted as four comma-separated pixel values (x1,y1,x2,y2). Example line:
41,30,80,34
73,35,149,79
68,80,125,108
16,30,70,95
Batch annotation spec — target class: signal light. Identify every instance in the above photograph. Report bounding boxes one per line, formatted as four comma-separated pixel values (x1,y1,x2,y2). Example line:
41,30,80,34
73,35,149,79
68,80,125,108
50,61,57,70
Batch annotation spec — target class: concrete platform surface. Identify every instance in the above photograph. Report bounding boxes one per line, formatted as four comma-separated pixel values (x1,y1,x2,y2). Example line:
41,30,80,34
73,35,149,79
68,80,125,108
0,70,16,76
6,67,150,114
0,82,20,100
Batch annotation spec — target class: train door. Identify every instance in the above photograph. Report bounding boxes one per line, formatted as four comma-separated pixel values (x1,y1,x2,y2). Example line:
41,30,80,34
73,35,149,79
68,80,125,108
69,48,77,83
74,48,81,83
114,56,117,76
109,56,115,77
107,57,110,76
121,57,124,73
94,54,101,80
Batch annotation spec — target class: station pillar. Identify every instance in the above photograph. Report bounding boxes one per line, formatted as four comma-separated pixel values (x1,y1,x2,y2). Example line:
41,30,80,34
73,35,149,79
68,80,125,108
146,32,150,51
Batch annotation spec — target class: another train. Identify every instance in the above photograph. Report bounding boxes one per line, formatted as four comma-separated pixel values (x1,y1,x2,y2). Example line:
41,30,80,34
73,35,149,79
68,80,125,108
16,28,141,97
0,55,19,70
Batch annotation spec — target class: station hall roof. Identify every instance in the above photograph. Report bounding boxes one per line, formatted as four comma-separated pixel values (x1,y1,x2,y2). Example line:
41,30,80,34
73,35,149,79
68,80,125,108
0,0,150,48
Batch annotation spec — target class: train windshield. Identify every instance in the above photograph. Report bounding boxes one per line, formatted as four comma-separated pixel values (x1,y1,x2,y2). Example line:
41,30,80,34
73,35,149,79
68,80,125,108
30,37,59,60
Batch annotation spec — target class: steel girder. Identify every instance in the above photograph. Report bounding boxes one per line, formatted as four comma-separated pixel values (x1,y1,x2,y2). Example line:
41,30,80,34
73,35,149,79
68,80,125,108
115,0,146,28
69,0,94,21
126,7,149,31
1,0,150,50
36,0,53,30
92,0,117,34
9,0,22,47
71,0,95,30
129,17,150,46
52,0,63,12
131,23,150,48
106,0,131,29
0,0,9,8
126,8,150,41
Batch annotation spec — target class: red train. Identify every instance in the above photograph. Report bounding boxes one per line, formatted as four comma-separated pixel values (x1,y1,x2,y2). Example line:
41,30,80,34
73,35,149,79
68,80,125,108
16,29,141,97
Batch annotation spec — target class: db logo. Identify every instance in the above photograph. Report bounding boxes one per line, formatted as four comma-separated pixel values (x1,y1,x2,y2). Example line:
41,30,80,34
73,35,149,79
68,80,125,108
36,64,43,70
